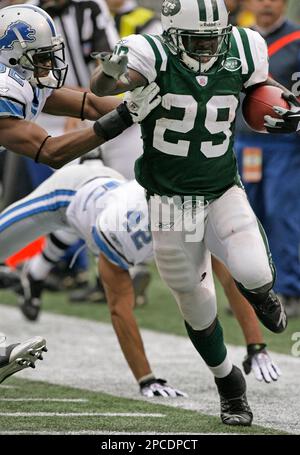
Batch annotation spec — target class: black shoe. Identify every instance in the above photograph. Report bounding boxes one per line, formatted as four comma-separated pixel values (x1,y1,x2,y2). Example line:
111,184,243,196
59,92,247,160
43,264,89,292
132,270,151,307
251,290,287,333
17,272,44,322
0,265,20,289
215,366,253,426
69,280,106,304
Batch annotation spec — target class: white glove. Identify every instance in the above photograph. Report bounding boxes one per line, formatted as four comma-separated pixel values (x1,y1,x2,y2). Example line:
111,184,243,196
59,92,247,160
93,42,129,83
139,377,188,398
125,83,161,123
264,93,300,134
242,344,281,383
93,83,161,140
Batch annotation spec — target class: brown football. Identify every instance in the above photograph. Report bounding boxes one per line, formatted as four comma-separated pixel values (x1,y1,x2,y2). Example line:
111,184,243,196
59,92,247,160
242,85,290,133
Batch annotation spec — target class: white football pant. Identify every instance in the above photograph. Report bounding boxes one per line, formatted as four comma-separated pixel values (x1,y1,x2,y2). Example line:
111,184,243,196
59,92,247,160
151,185,273,331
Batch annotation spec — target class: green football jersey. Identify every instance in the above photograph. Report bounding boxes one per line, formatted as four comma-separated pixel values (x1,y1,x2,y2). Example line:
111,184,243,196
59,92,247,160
123,27,268,199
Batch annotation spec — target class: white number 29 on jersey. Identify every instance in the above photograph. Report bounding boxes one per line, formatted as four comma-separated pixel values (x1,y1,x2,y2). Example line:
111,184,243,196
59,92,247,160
153,94,238,158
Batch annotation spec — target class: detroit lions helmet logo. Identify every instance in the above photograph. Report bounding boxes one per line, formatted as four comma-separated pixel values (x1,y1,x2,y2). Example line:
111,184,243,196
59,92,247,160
0,21,36,51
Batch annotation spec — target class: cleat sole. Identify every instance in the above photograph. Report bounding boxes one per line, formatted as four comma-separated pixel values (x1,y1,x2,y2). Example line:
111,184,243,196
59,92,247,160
0,337,47,384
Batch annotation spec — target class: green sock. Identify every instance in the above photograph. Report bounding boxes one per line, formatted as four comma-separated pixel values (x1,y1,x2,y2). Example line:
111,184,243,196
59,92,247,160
185,318,227,367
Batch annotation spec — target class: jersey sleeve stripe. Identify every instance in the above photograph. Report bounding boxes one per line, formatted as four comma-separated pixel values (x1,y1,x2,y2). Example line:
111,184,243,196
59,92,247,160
149,36,168,72
142,35,167,75
92,226,131,270
237,28,255,86
243,28,268,88
232,28,249,75
126,35,157,82
0,97,25,119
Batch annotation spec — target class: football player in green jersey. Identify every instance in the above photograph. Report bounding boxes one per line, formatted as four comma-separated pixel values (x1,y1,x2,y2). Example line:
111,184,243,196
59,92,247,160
91,0,300,426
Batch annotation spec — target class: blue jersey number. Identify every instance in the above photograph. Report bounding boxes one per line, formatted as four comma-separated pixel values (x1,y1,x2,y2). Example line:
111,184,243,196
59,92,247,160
125,211,151,251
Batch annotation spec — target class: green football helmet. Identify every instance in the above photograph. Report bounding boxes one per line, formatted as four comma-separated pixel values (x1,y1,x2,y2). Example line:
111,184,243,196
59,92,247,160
161,0,232,74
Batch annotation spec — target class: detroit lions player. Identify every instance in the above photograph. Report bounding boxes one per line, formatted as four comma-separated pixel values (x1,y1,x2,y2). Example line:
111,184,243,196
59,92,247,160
0,163,186,398
0,4,161,167
90,0,300,426
0,3,160,385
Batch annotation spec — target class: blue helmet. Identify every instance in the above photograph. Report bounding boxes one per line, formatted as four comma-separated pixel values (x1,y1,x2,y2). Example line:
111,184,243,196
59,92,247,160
0,4,68,88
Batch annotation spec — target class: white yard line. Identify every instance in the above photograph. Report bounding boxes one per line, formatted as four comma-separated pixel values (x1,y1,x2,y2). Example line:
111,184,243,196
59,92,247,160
0,412,165,417
1,305,299,434
0,385,18,389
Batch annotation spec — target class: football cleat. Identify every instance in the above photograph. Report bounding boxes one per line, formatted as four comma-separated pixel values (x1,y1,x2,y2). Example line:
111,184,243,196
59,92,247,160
250,291,287,333
0,337,47,384
219,393,253,426
18,271,44,322
0,265,20,289
215,365,253,426
69,278,106,304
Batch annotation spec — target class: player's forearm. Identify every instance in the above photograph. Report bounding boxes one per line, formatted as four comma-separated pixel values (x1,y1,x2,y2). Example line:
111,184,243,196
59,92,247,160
99,255,152,381
39,128,104,168
43,88,121,120
41,101,135,166
107,291,152,381
0,102,135,168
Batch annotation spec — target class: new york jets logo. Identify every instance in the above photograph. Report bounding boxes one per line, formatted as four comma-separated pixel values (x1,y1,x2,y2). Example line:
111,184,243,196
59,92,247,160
222,57,242,72
162,0,181,17
0,21,36,51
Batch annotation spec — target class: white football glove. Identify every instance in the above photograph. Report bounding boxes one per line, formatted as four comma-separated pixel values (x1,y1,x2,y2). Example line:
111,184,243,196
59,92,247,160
125,83,161,123
264,93,300,134
139,377,188,398
92,42,129,83
242,344,281,383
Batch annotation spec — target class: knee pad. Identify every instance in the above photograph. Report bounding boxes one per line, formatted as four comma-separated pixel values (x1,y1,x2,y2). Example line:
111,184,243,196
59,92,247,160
155,244,217,330
154,247,198,293
174,281,217,330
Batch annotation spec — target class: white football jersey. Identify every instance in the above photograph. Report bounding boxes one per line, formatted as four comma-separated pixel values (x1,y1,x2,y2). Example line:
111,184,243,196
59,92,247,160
66,179,152,269
0,63,52,122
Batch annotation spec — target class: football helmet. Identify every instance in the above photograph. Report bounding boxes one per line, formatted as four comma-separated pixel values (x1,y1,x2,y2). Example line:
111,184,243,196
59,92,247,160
161,0,232,74
0,4,68,88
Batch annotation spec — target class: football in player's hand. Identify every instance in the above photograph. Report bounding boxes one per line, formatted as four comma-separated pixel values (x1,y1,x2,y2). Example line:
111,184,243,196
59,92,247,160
242,86,290,133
